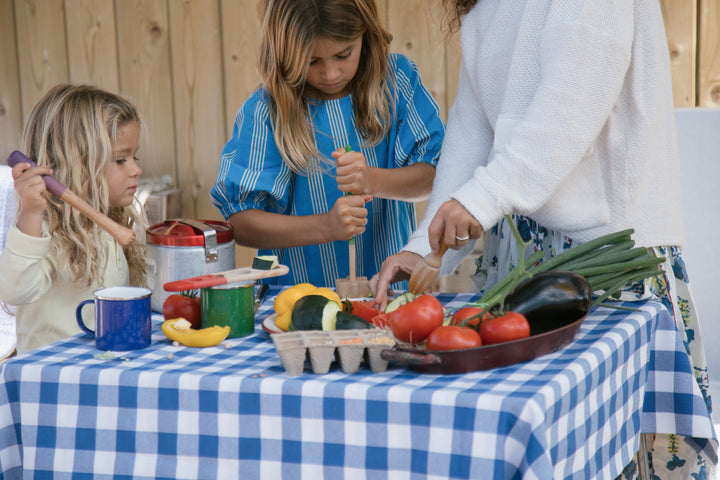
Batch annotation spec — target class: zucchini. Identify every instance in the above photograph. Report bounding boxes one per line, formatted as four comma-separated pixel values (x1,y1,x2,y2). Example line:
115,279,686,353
289,294,342,331
252,255,279,270
335,312,373,330
384,292,416,313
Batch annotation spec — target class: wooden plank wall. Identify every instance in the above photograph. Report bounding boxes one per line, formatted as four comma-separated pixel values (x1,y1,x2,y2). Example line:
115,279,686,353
0,0,715,266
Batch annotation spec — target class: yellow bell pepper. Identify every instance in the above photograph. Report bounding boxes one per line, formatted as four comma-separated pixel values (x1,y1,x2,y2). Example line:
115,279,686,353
273,283,343,319
273,283,318,315
162,318,230,347
274,311,292,332
313,287,341,306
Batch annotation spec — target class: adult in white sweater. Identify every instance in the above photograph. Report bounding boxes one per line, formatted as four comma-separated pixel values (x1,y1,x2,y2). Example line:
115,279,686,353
395,0,680,281
372,1,713,479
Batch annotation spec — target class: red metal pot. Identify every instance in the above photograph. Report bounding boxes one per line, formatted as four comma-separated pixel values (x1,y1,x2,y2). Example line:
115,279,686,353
146,219,235,312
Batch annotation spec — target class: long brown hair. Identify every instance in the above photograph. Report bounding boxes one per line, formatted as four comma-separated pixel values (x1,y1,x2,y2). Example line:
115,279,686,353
20,84,146,287
257,0,393,173
441,0,478,35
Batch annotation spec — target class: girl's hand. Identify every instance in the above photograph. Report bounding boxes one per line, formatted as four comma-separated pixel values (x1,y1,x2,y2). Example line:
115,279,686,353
370,251,421,310
333,148,372,195
428,199,484,251
13,163,52,214
12,162,53,237
327,193,372,241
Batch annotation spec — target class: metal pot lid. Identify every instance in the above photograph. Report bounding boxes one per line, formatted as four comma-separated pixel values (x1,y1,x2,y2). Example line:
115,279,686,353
146,219,234,247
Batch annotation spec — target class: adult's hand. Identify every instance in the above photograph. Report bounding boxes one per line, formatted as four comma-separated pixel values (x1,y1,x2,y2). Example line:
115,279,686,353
428,199,484,251
370,250,421,310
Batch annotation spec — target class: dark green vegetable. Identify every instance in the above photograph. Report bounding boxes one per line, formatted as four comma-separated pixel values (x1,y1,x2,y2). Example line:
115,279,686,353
469,215,664,314
335,312,373,330
384,292,417,313
289,295,341,331
504,271,591,334
252,255,279,270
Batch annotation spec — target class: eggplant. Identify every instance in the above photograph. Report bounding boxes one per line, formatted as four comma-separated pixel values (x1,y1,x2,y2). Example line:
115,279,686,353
504,271,591,335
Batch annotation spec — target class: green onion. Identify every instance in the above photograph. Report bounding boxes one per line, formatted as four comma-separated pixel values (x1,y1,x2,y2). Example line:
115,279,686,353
556,241,637,270
471,215,664,314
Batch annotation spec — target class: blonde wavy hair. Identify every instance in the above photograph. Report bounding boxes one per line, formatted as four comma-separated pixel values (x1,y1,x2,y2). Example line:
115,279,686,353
19,84,146,287
257,0,393,173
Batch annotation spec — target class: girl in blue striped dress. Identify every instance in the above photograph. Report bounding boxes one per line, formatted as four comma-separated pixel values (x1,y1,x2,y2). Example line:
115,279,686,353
211,0,445,289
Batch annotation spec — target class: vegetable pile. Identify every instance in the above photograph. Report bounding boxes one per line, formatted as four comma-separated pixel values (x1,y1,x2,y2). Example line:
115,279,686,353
162,292,201,329
275,217,664,356
380,215,665,352
470,215,665,318
161,289,233,348
271,283,376,332
414,215,666,352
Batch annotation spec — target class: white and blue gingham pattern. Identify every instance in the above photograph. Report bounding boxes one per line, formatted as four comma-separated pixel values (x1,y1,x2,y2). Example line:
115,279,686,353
0,288,716,479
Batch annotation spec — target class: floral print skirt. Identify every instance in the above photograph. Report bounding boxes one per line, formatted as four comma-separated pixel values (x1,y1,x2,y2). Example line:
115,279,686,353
473,215,715,480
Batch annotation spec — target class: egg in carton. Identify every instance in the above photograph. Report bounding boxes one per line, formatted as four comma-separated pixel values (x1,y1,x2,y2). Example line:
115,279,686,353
271,329,396,376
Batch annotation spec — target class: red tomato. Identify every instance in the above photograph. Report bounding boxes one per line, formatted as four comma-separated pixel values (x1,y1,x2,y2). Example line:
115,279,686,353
388,294,444,344
369,312,391,328
478,312,530,345
426,325,482,351
450,307,491,327
162,294,202,329
349,300,383,323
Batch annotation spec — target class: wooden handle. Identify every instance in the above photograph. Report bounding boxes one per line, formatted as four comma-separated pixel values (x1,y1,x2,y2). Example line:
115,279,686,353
438,237,449,257
349,242,357,281
60,189,135,247
7,150,135,247
425,237,448,268
342,145,358,282
222,264,290,284
164,264,290,292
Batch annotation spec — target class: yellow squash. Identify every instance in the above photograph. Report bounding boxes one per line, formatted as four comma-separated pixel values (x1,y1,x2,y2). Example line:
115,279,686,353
274,311,292,332
273,283,341,317
162,318,230,347
273,283,317,316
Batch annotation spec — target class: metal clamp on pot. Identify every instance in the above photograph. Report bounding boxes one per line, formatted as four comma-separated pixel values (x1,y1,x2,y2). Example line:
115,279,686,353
171,219,219,263
146,219,235,312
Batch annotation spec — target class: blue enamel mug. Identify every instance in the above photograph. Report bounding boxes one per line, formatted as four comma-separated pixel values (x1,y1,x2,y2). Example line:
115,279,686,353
76,286,152,351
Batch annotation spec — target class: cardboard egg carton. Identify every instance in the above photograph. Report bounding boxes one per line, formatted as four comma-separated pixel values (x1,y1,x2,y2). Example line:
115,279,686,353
271,329,396,376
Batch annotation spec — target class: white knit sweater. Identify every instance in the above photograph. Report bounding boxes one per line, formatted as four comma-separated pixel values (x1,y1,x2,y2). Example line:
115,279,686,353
405,0,683,276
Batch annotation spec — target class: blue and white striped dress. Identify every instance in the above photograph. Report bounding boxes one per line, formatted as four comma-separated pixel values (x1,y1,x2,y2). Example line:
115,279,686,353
211,54,444,288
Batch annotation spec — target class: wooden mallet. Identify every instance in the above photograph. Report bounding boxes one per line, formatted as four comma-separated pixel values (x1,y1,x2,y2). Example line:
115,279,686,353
7,150,136,247
335,145,371,298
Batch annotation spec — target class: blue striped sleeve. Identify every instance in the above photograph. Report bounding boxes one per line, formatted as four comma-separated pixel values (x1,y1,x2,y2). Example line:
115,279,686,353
388,54,445,169
211,90,292,219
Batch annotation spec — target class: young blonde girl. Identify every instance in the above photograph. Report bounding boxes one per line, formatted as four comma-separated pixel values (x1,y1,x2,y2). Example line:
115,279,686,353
211,0,444,288
0,84,146,354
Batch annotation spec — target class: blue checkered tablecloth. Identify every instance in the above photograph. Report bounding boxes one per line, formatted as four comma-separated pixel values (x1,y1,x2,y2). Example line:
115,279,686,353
0,288,716,479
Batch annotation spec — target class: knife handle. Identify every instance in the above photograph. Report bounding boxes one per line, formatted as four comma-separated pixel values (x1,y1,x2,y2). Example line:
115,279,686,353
7,150,66,198
7,150,135,247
